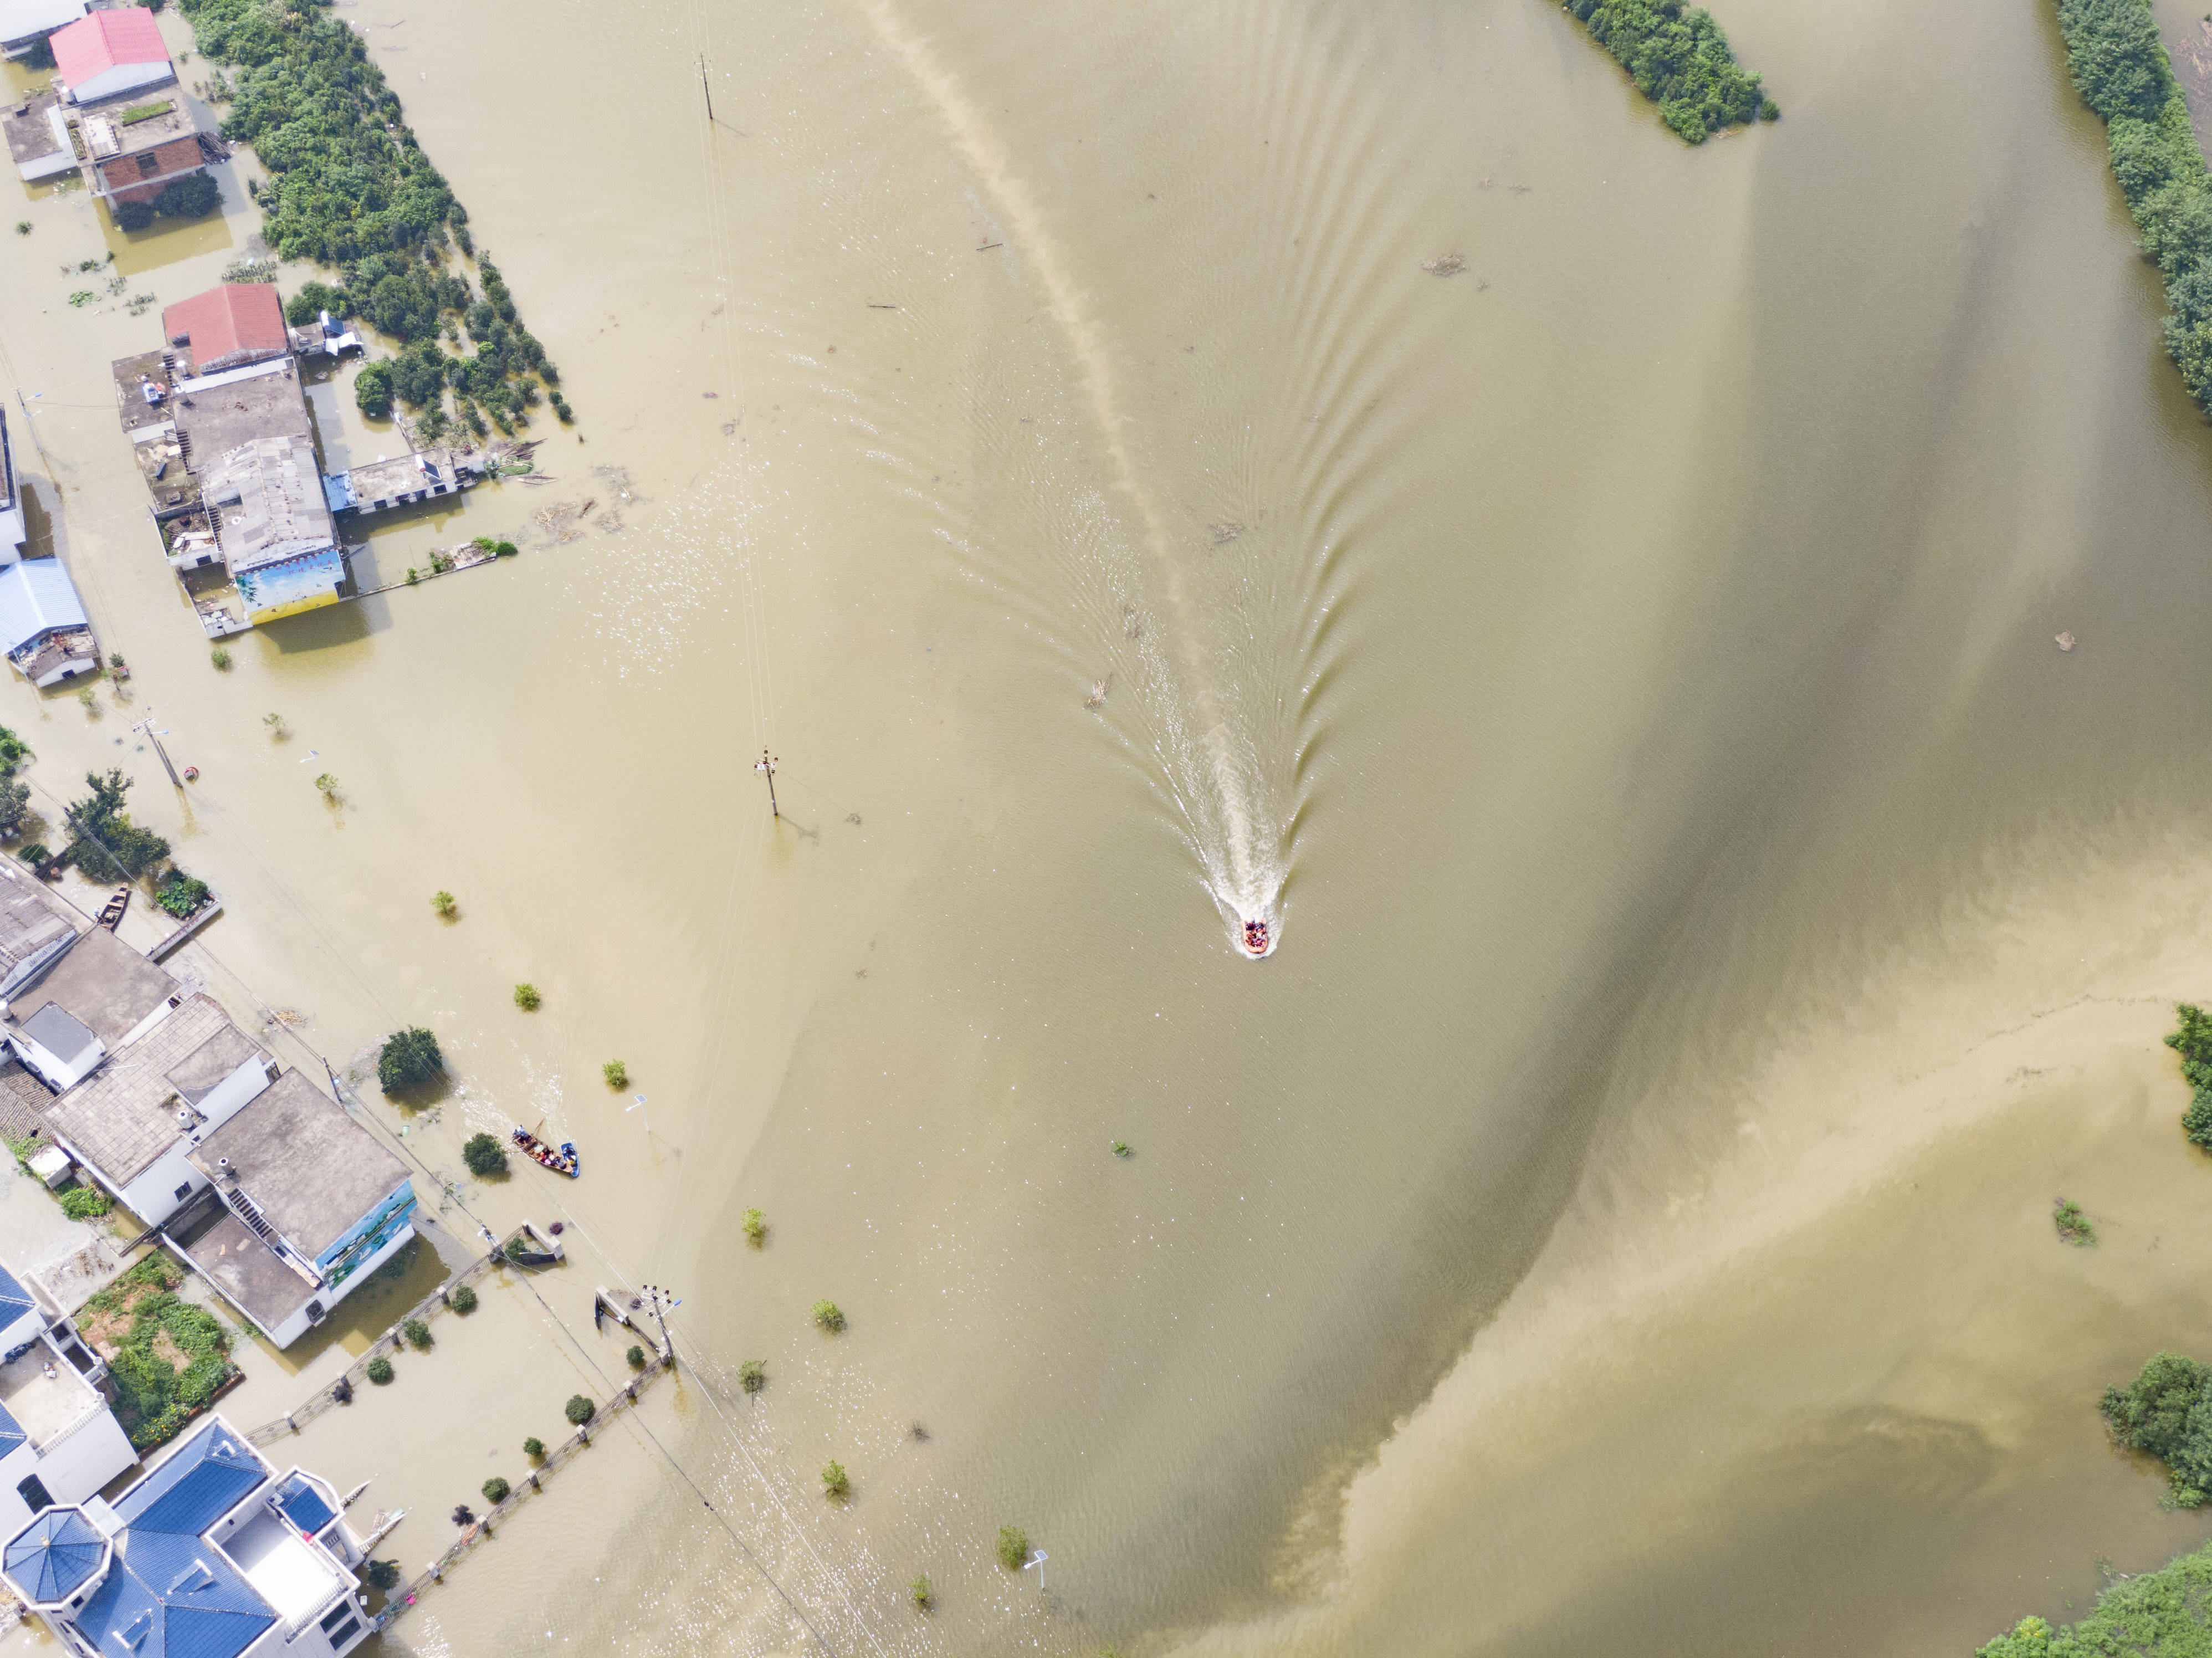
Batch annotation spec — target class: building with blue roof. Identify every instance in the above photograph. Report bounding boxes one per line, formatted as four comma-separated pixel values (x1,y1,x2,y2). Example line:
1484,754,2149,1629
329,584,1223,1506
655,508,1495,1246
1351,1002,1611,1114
0,1251,134,1540
0,556,98,689
0,1415,372,1658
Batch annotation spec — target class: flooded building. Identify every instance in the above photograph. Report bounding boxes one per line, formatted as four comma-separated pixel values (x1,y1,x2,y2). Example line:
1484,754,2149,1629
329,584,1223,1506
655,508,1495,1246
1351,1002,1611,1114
0,0,84,62
0,405,23,559
323,446,481,518
0,1416,375,1657
201,433,345,625
163,285,289,380
2,86,73,184
49,7,170,106
0,560,97,689
173,1071,417,1348
0,1258,135,1535
79,95,214,213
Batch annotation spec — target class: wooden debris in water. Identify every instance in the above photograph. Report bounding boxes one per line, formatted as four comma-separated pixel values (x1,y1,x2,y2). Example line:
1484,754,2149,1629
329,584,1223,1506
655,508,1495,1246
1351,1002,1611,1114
2055,631,2076,652
1210,521,1245,546
1422,253,1466,277
1085,674,1112,710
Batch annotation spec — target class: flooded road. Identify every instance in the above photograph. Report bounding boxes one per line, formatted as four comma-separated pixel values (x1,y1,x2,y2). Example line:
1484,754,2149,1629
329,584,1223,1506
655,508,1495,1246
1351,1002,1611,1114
9,0,2212,1650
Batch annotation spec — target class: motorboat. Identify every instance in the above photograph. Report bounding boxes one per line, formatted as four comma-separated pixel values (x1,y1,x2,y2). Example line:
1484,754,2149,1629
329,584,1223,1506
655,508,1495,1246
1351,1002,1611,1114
1239,917,1270,958
511,1125,580,1178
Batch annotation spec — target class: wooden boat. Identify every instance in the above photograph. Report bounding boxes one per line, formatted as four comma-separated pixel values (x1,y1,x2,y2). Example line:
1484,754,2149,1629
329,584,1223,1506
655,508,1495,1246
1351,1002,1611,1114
96,887,130,931
510,1125,579,1179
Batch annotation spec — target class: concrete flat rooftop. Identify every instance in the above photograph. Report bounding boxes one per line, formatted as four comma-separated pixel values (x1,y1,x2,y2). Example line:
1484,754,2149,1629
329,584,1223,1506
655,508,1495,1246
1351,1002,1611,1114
15,925,175,1048
0,1345,97,1450
78,98,197,161
172,359,314,464
2,88,66,175
181,1208,311,1334
190,1072,407,1257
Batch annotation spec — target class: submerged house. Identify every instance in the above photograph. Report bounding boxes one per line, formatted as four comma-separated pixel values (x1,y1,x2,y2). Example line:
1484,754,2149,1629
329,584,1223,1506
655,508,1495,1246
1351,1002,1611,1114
0,1415,375,1658
0,1257,136,1538
0,0,85,61
163,285,289,379
201,433,346,625
38,991,418,1348
0,559,97,689
49,7,170,105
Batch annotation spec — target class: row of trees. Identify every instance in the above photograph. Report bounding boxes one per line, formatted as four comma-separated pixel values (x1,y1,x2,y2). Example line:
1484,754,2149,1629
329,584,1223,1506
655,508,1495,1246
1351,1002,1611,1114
174,0,570,433
2057,0,2212,411
1561,0,1776,144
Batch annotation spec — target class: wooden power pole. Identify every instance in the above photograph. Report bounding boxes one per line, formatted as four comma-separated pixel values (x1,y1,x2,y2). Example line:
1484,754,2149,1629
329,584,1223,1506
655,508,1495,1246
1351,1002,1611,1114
754,750,779,818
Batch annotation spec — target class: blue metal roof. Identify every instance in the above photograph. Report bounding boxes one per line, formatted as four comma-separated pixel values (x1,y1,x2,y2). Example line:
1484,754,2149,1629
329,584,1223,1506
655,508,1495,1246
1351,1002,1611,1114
0,1262,37,1331
71,1527,272,1658
4,1506,104,1603
273,1475,334,1536
114,1421,265,1536
0,560,87,656
0,1399,27,1461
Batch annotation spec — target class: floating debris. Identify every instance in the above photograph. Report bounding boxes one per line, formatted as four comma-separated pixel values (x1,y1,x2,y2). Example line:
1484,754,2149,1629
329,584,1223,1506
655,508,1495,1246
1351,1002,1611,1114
1422,253,1466,277
1209,521,1245,546
2055,631,2076,652
1085,675,1112,710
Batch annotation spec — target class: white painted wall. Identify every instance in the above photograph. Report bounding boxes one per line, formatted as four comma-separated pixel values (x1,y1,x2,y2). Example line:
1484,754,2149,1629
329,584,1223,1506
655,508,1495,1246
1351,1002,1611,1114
66,59,170,104
258,1221,414,1349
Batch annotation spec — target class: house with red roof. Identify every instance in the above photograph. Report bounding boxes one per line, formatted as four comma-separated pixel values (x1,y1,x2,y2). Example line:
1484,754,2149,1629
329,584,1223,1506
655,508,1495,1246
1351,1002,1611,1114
49,6,170,105
162,285,289,378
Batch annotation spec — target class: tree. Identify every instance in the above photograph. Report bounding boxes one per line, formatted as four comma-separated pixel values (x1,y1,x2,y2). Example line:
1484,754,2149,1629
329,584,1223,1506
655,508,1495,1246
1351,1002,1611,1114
377,1026,443,1093
283,280,351,325
812,1301,844,1333
114,201,155,232
996,1526,1030,1570
820,1461,848,1498
151,171,221,220
63,769,167,880
480,1476,509,1504
0,776,29,838
354,360,393,420
513,983,540,1010
742,1207,766,1245
2103,1352,2212,1504
564,1394,595,1425
460,1133,506,1178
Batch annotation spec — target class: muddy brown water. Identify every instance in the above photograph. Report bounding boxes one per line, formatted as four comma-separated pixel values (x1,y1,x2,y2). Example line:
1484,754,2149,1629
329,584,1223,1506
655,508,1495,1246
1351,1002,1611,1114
8,0,2212,1651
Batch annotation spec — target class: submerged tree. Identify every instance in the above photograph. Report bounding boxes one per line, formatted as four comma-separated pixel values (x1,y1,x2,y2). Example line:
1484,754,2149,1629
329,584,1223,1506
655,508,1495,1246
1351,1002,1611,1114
377,1026,443,1094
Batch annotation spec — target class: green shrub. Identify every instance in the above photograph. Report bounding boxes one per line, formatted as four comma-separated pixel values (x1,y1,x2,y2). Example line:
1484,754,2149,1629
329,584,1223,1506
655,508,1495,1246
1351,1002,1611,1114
910,1573,933,1610
2054,1198,2098,1245
739,1359,765,1394
504,1236,527,1261
149,171,221,220
401,1317,431,1350
431,889,457,918
1560,0,1769,145
449,1283,477,1313
114,202,155,233
741,1207,766,1245
0,724,33,771
353,359,393,419
460,1133,506,1178
564,1393,594,1425
812,1301,844,1333
365,1558,401,1590
377,1026,443,1093
821,1460,848,1498
16,843,48,869
155,869,211,919
627,1344,646,1369
522,1435,544,1459
59,1185,110,1220
602,1060,629,1089
513,982,540,1010
480,1476,509,1504
1977,1536,2212,1654
996,1525,1030,1569
366,1354,393,1384
209,646,231,670
1110,1140,1131,1158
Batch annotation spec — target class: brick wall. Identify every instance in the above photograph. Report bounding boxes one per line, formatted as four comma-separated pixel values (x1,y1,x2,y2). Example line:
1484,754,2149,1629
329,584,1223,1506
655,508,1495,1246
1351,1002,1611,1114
101,137,204,204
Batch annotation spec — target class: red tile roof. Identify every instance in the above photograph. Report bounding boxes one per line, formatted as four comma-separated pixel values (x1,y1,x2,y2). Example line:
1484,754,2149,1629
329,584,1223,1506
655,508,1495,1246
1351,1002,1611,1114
50,7,170,88
161,285,289,376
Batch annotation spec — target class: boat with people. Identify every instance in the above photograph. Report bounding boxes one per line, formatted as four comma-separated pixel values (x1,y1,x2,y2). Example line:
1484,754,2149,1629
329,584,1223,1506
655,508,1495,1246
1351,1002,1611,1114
511,1125,580,1178
1239,917,1271,959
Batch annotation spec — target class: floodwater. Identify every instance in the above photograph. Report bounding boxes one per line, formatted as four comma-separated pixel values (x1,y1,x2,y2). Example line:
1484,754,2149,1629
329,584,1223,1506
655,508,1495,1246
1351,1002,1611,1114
8,0,2212,1650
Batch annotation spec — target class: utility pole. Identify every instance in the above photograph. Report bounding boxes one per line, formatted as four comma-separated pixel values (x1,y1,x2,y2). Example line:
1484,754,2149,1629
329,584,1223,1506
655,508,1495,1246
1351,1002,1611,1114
699,55,713,125
639,1283,680,1362
754,750,779,818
